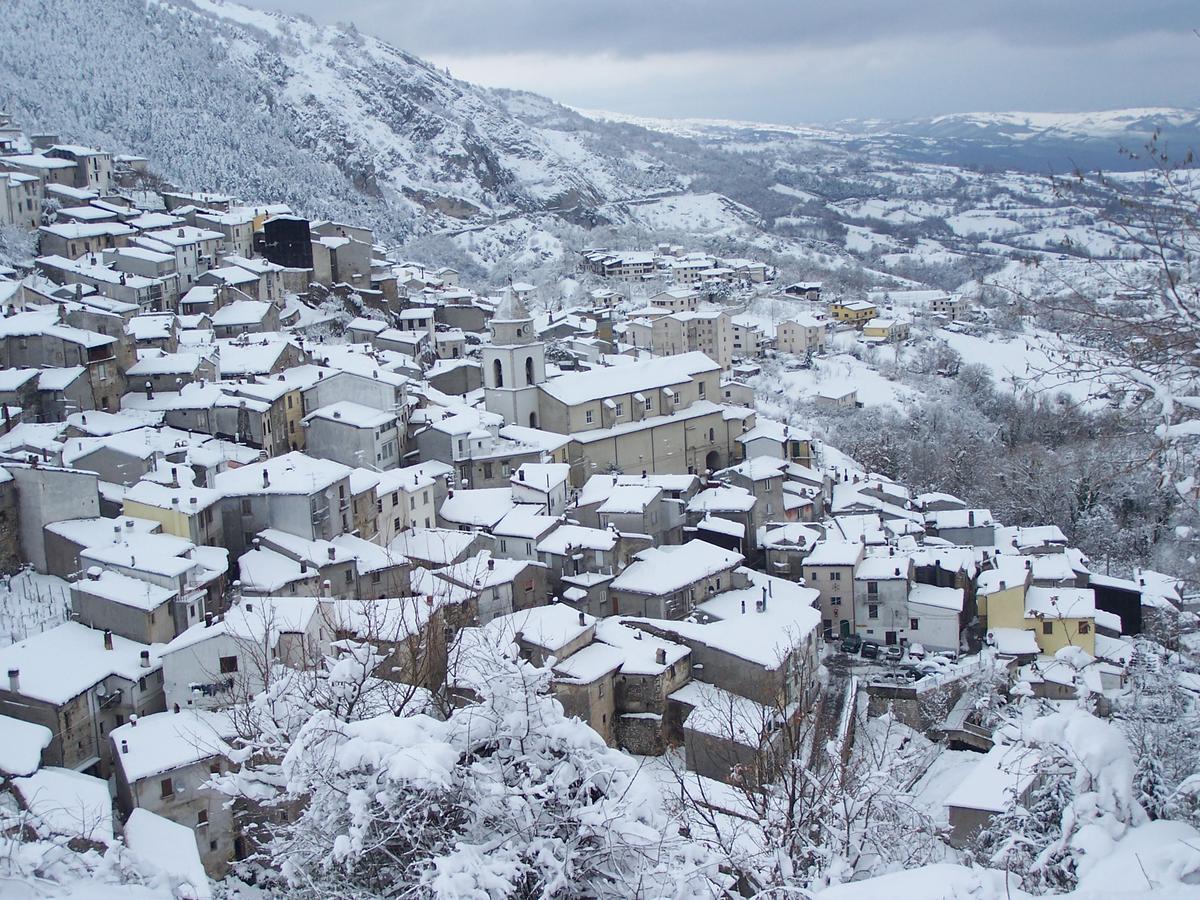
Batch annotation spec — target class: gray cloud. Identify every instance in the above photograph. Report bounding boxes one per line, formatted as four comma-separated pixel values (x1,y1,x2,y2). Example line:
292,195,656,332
243,0,1200,121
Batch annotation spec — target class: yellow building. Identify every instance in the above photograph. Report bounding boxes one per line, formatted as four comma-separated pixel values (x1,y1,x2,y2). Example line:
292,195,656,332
981,574,1096,656
862,317,910,343
122,482,224,547
830,299,877,327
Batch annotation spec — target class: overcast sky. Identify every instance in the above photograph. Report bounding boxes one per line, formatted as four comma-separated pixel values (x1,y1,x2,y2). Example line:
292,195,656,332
245,1,1200,123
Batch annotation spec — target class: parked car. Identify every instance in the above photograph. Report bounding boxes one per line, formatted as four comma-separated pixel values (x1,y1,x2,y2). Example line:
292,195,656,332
884,645,903,662
907,642,926,660
840,634,863,654
860,641,880,660
933,649,959,662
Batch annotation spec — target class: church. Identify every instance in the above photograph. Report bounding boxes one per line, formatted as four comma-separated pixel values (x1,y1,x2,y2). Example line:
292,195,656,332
482,292,755,486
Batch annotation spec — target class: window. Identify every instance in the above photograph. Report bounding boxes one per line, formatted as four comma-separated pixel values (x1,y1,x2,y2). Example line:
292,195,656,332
615,401,624,417
910,618,919,631
345,570,353,585
240,499,252,516
830,571,841,581
219,656,238,674
831,595,841,605
643,397,652,411
409,495,416,510
391,491,399,505
422,490,429,503
585,409,594,424
160,778,174,798
1078,621,1091,634
867,581,878,595
483,462,493,480
698,381,706,399
393,517,401,530
868,604,879,620
197,809,209,827
209,761,221,775
598,682,605,698
1042,621,1054,635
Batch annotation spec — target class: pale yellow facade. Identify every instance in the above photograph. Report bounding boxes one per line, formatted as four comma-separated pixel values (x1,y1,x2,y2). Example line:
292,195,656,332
982,585,1096,656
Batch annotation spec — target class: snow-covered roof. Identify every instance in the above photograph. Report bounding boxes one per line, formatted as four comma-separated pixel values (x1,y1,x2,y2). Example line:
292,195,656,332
597,483,661,515
907,583,964,612
214,450,349,496
123,808,212,900
803,540,864,567
553,642,624,684
0,622,160,705
944,743,1042,812
540,351,718,406
687,485,756,514
304,400,396,430
990,627,1041,656
388,528,477,566
110,710,234,782
73,569,175,611
536,523,617,555
163,597,318,656
437,550,534,591
611,540,743,595
0,714,53,776
1025,586,1096,620
439,487,514,528
484,604,593,653
13,767,114,844
855,554,911,580
671,680,775,744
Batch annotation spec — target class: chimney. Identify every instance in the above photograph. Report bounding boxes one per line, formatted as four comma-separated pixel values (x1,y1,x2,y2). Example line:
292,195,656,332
204,611,213,627
245,602,253,612
140,650,150,668
262,470,270,488
1025,559,1032,570
894,567,900,577
487,558,494,571
578,611,586,626
519,469,525,482
968,510,975,526
322,579,332,597
762,585,768,610
173,703,180,713
741,599,746,614
656,648,666,665
103,629,113,651
253,538,261,552
327,547,335,561
999,580,1007,591
120,740,129,754
7,668,18,692
130,714,137,727
889,546,894,557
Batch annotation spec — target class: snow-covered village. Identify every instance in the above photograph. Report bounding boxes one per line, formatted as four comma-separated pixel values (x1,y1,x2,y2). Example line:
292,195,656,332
0,2,1199,899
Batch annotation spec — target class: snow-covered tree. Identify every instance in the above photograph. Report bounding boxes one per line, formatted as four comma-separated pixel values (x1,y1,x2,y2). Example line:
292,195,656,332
218,629,726,898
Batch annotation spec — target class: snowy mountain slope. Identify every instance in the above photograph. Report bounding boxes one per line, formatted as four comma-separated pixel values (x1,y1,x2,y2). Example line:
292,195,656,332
0,0,1188,294
0,0,681,239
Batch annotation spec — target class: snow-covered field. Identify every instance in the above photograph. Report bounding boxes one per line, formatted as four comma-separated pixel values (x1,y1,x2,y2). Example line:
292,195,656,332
0,569,72,647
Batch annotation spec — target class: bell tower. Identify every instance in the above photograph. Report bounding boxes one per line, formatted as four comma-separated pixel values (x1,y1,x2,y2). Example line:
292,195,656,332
483,288,546,428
